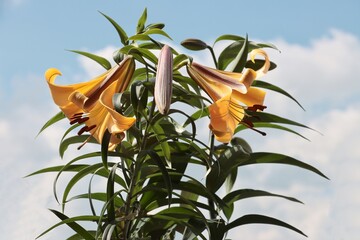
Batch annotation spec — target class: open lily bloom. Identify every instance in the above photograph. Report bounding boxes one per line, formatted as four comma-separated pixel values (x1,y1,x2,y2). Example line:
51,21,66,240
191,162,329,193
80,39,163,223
45,56,136,150
70,81,136,151
187,49,270,143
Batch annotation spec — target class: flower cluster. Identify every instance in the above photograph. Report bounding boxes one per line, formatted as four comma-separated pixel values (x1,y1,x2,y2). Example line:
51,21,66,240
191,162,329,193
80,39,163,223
45,46,270,149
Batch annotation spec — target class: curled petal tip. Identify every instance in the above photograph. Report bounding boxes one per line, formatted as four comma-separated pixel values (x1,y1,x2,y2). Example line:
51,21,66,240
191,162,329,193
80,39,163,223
45,68,62,81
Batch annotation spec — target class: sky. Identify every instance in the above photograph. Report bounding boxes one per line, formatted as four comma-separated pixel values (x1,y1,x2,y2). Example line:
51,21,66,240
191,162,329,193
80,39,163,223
1,0,360,239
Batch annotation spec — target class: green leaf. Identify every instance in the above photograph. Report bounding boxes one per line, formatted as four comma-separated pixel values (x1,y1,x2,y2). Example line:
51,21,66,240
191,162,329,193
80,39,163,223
244,152,329,179
67,231,97,240
68,50,111,70
227,35,249,73
137,8,147,33
146,150,173,206
127,47,158,65
99,11,128,45
37,111,65,136
106,163,119,222
150,122,172,167
236,122,310,140
245,111,315,131
25,164,88,177
245,59,277,71
214,34,245,44
36,209,98,240
226,214,307,237
218,39,247,71
252,80,305,110
173,54,189,71
223,189,303,220
144,22,165,31
59,135,98,158
145,28,172,40
66,192,123,206
206,145,250,192
101,130,111,170
61,163,127,211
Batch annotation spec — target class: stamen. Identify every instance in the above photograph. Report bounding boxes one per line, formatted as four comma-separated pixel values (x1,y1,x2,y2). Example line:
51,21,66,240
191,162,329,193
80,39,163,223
247,104,267,112
77,136,92,150
241,119,267,136
77,125,96,136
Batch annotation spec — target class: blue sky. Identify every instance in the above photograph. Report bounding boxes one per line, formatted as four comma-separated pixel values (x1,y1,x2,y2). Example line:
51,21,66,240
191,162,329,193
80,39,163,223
1,1,360,239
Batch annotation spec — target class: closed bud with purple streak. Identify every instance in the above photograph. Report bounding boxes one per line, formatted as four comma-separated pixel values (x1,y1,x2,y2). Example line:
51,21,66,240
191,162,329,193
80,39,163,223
155,45,173,115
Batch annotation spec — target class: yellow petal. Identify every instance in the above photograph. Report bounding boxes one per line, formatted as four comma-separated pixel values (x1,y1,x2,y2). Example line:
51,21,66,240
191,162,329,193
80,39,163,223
250,49,270,78
232,87,266,107
45,68,108,108
187,63,234,101
209,94,241,143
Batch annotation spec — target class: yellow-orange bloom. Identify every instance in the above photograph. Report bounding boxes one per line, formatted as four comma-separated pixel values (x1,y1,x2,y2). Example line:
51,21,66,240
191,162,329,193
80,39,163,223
45,56,136,150
187,49,270,143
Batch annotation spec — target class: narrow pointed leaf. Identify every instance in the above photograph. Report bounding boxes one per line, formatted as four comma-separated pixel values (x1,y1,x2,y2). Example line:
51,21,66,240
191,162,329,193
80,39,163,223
245,111,315,131
68,50,111,70
236,122,310,140
36,209,98,240
214,34,245,44
226,214,307,237
59,135,98,158
137,8,147,33
244,152,329,179
37,111,65,136
99,11,128,45
228,35,249,73
206,145,250,192
252,80,305,110
101,130,111,170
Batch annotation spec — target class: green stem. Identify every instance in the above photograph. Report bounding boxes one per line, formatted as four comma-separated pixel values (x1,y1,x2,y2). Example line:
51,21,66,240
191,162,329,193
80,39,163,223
123,98,156,239
207,46,218,69
208,133,217,220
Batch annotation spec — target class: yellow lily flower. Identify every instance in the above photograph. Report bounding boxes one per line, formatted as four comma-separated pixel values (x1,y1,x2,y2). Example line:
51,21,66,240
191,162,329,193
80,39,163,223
45,56,136,150
187,49,270,143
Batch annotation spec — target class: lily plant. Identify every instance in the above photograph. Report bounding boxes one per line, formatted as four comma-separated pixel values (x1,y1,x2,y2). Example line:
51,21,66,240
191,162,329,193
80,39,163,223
31,8,328,240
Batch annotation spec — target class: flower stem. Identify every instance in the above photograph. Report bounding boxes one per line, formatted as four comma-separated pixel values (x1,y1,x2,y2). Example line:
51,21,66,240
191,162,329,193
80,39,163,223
208,133,217,220
207,46,218,69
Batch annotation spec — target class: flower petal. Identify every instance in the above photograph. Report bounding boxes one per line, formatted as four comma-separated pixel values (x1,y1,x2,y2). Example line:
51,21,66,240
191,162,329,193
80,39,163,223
250,49,270,78
209,94,243,143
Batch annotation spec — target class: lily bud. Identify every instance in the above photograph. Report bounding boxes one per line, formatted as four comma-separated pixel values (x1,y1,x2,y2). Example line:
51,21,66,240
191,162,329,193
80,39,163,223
155,45,173,115
181,38,208,51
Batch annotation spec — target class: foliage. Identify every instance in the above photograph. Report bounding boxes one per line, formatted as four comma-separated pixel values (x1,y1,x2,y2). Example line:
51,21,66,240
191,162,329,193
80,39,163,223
31,8,327,240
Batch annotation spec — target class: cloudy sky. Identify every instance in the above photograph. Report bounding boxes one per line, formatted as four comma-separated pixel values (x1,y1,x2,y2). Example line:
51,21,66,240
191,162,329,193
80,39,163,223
1,1,360,239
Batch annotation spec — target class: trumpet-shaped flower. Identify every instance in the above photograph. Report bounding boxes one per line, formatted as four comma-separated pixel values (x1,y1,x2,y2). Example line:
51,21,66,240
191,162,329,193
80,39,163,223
187,49,270,143
45,56,136,150
154,45,173,115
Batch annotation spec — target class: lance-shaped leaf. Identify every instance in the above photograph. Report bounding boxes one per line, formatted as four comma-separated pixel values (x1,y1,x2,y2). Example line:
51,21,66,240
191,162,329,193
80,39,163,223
137,8,147,33
99,11,128,45
37,111,65,136
225,214,307,237
68,50,111,70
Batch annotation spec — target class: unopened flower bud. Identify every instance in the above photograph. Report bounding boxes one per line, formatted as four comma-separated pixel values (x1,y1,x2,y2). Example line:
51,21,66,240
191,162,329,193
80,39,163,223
181,38,208,51
155,45,173,115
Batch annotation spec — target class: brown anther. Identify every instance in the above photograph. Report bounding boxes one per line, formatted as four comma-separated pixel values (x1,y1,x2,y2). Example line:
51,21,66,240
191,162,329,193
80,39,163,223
247,104,267,112
77,124,96,136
